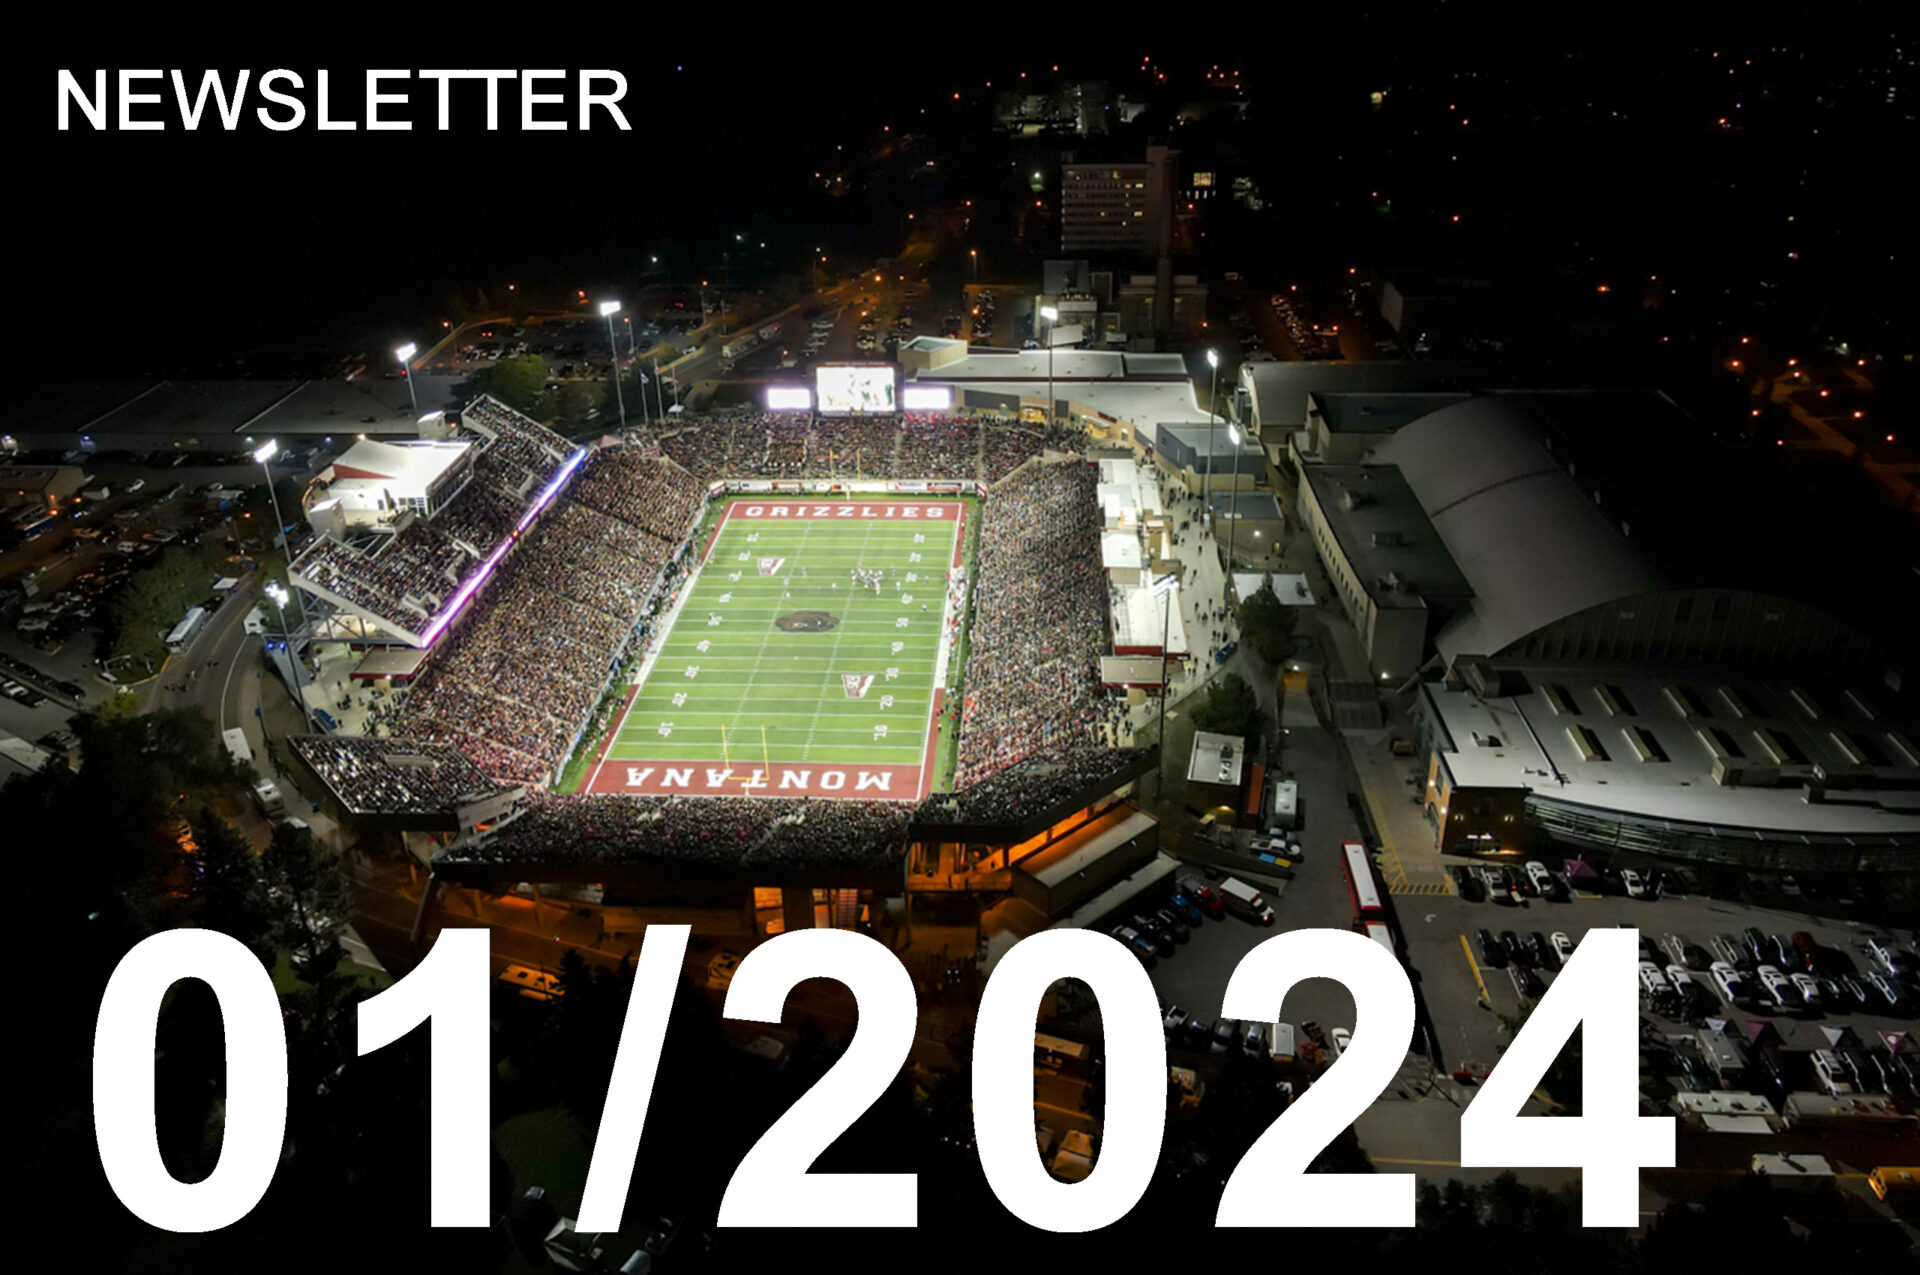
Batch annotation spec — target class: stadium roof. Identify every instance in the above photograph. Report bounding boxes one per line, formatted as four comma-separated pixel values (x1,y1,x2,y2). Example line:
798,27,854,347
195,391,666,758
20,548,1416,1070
327,438,469,491
1374,395,1672,662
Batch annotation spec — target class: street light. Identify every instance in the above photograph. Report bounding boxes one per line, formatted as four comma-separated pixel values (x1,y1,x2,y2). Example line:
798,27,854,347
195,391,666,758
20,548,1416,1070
970,248,978,281
1224,423,1243,595
252,439,317,730
1204,349,1220,544
599,300,628,430
394,343,420,419
1040,304,1059,429
1150,571,1180,773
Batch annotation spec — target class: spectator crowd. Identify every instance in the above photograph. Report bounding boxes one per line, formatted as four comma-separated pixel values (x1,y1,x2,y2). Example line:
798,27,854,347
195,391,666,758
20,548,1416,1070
951,461,1112,789
290,736,518,816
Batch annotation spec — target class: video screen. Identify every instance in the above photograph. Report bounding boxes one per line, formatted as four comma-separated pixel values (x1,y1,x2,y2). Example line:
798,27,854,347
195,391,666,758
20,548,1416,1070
815,364,897,415
765,386,813,411
901,385,953,412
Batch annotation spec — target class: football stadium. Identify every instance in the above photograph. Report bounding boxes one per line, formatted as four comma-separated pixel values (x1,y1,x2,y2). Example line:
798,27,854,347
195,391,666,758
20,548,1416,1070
286,375,1164,923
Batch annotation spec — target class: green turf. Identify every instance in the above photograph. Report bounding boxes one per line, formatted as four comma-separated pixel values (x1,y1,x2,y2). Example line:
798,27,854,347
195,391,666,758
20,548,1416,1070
587,501,963,780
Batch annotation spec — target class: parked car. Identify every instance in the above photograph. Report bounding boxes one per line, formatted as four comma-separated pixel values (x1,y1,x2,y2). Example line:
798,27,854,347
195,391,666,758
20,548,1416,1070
1450,866,1486,902
1166,894,1205,927
1709,962,1746,1003
1755,965,1802,1010
1129,916,1176,958
1526,932,1556,970
1620,868,1647,898
1110,926,1157,968
1789,972,1822,1009
1511,965,1545,999
1501,930,1530,968
1476,929,1508,967
1163,1005,1188,1033
1550,932,1576,965
1524,861,1555,896
1178,877,1226,919
1153,908,1192,943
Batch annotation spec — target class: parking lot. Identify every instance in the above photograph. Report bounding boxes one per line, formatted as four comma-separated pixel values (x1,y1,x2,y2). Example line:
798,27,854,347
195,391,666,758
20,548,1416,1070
1407,866,1918,1088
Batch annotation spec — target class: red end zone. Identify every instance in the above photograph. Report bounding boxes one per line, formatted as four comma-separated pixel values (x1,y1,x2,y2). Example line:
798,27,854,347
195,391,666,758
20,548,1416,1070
586,690,945,801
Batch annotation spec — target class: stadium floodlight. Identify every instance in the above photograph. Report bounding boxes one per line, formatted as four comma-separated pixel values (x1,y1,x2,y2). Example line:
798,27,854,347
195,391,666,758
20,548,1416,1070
394,343,420,418
255,440,316,730
1206,348,1219,369
600,302,629,430
1039,306,1060,429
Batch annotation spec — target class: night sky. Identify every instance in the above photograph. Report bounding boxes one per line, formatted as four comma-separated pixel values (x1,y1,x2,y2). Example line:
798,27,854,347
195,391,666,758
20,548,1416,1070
17,13,1917,368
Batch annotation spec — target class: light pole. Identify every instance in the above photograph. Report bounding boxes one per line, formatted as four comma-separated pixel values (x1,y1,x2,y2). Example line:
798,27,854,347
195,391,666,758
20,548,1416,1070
1225,422,1243,597
253,439,317,730
1204,349,1220,539
394,342,420,420
1040,304,1058,429
599,300,628,430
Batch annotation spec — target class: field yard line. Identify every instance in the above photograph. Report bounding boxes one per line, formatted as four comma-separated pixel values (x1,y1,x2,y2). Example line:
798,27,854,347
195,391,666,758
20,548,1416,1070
799,517,861,762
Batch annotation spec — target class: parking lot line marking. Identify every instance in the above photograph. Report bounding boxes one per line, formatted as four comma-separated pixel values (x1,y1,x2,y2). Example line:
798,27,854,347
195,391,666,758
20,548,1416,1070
1459,934,1491,1003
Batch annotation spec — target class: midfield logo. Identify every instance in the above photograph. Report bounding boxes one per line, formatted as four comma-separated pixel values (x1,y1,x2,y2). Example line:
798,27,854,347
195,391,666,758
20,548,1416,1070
842,674,874,699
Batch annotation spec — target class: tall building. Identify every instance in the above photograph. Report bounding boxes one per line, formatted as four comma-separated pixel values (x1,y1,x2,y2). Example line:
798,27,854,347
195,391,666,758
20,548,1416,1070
1060,146,1178,255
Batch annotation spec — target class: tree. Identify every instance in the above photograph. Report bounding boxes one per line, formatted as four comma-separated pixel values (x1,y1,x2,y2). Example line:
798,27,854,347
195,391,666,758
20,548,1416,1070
186,810,275,965
1189,671,1261,744
263,819,349,977
474,353,550,414
1236,583,1298,663
549,380,599,423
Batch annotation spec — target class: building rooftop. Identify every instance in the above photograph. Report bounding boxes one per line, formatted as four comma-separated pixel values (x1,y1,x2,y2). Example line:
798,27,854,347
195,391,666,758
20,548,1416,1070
1238,360,1573,433
327,438,470,492
1304,464,1471,612
1187,730,1246,786
1311,391,1474,434
1425,669,1920,836
1375,395,1672,661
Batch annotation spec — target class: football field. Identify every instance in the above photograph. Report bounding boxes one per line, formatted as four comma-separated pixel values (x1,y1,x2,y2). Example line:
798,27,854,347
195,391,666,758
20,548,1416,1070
581,498,966,800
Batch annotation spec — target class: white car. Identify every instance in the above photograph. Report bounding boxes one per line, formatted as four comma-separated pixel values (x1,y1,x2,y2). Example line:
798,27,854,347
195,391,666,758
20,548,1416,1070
1329,1026,1352,1059
1709,961,1745,1002
1790,972,1821,1007
1524,861,1554,894
1637,961,1669,998
1812,1049,1854,1096
1247,836,1288,856
1550,932,1576,964
1620,869,1647,898
1755,965,1795,1008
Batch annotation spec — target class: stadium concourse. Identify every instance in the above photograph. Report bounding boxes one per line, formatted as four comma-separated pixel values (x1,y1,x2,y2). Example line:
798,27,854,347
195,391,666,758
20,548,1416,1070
291,397,1165,878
